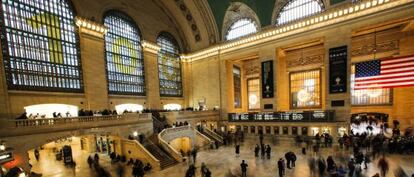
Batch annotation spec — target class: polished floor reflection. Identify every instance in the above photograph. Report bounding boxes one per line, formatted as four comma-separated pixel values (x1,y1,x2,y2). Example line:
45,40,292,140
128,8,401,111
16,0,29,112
29,136,414,177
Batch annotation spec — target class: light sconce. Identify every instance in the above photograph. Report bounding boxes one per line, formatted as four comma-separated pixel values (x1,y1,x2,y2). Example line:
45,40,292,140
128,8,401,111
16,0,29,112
75,17,108,36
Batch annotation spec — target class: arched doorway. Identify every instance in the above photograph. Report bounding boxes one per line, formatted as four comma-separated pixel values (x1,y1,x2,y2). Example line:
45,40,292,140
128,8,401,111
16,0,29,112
24,104,78,118
350,112,389,135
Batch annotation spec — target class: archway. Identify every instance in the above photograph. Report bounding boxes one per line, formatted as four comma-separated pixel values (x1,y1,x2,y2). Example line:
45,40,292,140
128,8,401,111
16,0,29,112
350,112,389,135
163,104,182,111
115,103,144,114
169,137,192,155
24,104,78,118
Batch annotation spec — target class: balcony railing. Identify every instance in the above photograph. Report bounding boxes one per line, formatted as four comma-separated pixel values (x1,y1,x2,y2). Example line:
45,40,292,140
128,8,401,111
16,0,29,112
0,113,152,137
228,110,336,122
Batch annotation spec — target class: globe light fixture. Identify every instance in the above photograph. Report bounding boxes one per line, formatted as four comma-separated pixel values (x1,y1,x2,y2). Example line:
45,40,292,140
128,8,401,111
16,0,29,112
297,89,310,102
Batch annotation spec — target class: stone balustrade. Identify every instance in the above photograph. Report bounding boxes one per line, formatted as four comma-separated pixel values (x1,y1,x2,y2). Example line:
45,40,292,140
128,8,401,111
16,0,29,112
160,110,219,125
0,113,152,137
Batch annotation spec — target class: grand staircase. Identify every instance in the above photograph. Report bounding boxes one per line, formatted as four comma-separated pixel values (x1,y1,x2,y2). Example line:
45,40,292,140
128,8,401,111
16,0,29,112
143,135,178,169
198,127,224,146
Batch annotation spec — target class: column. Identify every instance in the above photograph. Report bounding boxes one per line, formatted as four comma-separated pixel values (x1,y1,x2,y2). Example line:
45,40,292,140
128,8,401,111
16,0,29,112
79,30,109,110
259,46,277,112
324,29,352,123
0,45,10,117
142,41,161,109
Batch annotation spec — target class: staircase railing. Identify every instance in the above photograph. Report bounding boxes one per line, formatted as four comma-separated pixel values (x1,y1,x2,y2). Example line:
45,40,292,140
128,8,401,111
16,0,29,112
158,128,184,162
122,139,161,171
204,128,224,143
193,128,214,150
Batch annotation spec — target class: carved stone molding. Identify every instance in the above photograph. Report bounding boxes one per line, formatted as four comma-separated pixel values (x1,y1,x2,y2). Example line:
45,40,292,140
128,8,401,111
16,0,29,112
351,40,399,57
287,55,324,68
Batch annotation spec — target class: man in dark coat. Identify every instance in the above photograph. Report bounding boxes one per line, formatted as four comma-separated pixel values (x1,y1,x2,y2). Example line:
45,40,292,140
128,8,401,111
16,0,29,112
254,144,260,157
285,152,291,169
290,152,297,168
278,158,285,177
240,160,248,177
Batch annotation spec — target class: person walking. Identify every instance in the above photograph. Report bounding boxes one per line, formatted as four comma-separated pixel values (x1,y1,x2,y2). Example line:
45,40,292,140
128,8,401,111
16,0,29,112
278,158,285,177
235,144,240,157
87,155,93,168
205,168,212,177
318,157,326,177
348,158,355,177
285,152,291,169
191,148,198,164
261,144,266,159
254,144,260,157
240,160,248,177
266,145,271,159
378,157,389,177
201,162,207,177
291,152,297,168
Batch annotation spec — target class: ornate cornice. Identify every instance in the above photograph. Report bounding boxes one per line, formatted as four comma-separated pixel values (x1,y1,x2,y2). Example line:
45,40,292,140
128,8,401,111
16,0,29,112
75,17,108,38
180,0,413,62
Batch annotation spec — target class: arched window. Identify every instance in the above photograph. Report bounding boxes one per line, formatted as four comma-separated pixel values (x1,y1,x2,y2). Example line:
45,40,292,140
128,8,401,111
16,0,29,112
157,32,182,97
104,11,145,95
0,0,82,91
276,0,323,25
225,18,258,41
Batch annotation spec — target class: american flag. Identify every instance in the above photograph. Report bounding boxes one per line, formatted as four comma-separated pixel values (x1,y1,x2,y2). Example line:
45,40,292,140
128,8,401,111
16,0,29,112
354,55,414,89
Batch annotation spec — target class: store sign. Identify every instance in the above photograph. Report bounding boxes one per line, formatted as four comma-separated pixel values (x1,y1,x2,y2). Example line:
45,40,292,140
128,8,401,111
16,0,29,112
0,151,14,163
229,110,335,122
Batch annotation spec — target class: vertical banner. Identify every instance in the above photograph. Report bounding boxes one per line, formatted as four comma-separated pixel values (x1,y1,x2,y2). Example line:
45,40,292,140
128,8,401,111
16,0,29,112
261,61,274,98
329,46,347,93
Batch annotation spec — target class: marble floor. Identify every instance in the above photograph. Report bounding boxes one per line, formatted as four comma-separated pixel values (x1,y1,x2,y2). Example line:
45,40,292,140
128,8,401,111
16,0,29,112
29,137,414,177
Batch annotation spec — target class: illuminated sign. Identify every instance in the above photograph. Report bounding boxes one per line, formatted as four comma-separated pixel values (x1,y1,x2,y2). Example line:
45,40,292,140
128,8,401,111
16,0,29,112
229,110,335,122
0,151,14,164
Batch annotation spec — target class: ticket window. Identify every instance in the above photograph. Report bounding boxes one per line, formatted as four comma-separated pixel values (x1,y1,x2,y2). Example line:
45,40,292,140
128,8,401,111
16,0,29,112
292,127,298,135
258,126,263,134
243,126,248,133
302,127,308,136
265,126,271,134
250,126,256,134
236,125,242,132
274,126,280,135
338,127,347,137
322,127,331,135
282,127,289,135
311,127,320,136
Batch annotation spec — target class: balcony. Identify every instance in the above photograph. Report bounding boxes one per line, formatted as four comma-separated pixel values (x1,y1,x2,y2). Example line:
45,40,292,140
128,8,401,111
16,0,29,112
0,113,152,138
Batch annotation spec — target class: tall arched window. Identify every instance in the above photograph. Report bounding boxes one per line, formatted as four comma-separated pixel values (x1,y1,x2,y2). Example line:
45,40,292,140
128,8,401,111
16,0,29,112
0,0,82,92
104,11,145,95
225,18,258,41
157,32,182,97
276,0,324,25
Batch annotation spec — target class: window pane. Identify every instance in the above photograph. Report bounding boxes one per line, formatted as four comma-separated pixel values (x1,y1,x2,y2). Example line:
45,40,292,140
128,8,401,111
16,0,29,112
157,33,182,97
1,0,82,91
226,18,258,41
104,11,145,95
233,66,242,108
290,70,321,108
277,0,323,25
248,78,260,109
351,65,391,105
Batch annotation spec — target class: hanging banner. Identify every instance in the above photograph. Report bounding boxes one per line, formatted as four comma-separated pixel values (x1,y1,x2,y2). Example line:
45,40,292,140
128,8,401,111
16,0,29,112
329,46,347,93
261,61,274,98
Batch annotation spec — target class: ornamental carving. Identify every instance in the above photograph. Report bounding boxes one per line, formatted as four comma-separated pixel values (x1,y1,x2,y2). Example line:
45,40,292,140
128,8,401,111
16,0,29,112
174,0,202,42
287,54,323,68
351,40,399,57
